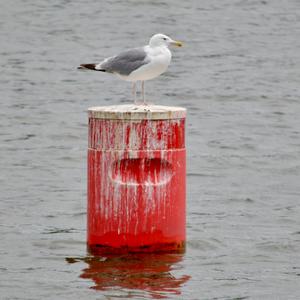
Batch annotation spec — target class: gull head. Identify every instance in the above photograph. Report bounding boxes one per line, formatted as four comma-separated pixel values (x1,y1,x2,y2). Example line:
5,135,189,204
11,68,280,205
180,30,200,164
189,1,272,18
149,33,183,48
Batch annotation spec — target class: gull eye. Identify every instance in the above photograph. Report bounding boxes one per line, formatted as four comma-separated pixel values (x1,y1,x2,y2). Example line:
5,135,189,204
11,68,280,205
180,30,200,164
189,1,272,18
163,37,167,41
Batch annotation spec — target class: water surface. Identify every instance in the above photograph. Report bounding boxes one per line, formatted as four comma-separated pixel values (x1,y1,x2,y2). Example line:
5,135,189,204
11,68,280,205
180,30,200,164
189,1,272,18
0,0,300,299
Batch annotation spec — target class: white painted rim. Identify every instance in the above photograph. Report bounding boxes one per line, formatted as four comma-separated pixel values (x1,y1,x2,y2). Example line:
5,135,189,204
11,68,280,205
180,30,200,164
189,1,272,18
88,104,186,120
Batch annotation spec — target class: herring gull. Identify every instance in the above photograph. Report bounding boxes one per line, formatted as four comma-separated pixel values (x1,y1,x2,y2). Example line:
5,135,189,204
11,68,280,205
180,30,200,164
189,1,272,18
78,33,182,105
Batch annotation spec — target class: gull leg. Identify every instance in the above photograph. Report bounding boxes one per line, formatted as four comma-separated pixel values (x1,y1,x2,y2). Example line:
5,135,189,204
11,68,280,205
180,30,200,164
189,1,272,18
132,82,137,104
141,81,146,105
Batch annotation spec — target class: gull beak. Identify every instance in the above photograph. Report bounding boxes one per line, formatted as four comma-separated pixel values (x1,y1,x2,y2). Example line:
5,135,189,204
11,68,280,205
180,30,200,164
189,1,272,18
171,40,183,47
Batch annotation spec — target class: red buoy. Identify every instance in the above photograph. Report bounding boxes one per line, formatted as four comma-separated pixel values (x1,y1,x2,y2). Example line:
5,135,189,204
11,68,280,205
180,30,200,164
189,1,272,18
87,105,186,254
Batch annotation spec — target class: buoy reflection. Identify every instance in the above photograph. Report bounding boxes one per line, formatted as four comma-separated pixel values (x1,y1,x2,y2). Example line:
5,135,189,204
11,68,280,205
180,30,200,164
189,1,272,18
66,253,190,299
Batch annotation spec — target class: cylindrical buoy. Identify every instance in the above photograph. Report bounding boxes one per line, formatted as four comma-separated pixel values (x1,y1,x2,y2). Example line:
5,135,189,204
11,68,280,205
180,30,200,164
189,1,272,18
87,104,186,254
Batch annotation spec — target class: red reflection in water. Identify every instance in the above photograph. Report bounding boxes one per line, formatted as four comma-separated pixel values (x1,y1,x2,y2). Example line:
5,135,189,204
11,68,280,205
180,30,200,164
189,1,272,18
66,253,190,299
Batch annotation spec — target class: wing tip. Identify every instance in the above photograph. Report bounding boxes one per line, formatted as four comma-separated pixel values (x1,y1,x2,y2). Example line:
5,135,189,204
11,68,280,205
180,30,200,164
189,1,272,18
77,63,106,71
78,63,96,70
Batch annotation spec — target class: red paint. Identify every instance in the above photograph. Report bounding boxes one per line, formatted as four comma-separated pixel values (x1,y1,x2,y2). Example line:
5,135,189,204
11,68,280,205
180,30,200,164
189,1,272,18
87,112,186,254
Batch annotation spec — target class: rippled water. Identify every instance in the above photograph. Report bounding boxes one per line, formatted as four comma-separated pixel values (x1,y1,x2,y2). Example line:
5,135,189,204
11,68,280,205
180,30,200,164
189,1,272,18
1,0,300,299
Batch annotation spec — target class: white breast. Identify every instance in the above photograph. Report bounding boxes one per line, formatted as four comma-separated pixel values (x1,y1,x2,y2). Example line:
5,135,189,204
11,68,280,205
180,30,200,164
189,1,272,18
123,46,172,82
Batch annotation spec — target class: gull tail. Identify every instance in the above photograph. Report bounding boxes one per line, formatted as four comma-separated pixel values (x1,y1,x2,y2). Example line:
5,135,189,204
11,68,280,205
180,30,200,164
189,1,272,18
77,64,105,71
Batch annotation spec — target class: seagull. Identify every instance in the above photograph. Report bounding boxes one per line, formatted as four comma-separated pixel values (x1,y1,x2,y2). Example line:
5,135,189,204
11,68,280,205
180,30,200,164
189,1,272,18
78,33,182,105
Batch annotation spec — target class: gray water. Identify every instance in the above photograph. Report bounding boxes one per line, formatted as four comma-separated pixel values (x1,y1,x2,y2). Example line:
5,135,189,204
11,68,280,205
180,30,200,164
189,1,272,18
1,0,300,299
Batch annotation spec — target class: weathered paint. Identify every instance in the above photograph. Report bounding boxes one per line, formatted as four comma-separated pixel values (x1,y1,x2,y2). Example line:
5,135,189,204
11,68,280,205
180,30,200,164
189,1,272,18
88,104,186,120
87,105,186,254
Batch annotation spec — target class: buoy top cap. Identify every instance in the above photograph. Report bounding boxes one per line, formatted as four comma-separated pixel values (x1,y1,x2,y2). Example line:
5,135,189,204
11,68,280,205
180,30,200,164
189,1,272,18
88,104,186,120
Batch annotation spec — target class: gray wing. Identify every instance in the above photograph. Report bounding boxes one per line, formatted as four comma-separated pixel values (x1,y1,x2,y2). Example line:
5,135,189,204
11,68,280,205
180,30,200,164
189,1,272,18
100,47,149,76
